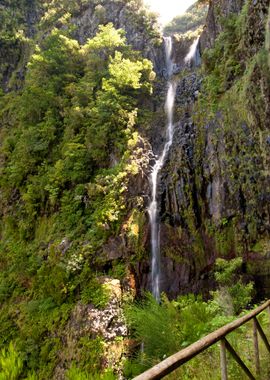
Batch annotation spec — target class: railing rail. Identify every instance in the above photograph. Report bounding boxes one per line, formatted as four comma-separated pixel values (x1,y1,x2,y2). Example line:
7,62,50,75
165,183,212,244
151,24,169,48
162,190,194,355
133,300,270,380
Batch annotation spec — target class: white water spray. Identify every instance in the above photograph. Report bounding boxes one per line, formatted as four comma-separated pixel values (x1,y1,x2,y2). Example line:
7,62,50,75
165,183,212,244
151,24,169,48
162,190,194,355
185,37,201,66
164,36,173,78
148,37,176,301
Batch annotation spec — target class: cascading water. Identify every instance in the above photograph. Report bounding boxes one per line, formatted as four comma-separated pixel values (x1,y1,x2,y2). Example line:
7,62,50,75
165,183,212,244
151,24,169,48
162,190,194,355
185,37,201,66
148,37,177,301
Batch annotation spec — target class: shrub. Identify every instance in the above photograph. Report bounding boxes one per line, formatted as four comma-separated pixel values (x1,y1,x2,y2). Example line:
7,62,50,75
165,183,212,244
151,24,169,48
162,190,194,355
212,258,253,315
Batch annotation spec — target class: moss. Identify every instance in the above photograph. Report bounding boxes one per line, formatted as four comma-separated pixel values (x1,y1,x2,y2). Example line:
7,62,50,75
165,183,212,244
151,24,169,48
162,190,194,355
77,336,105,374
108,261,127,280
247,260,270,277
164,247,186,264
266,6,270,68
213,223,236,257
80,279,110,309
124,208,147,261
251,239,270,256
192,232,205,258
194,3,270,254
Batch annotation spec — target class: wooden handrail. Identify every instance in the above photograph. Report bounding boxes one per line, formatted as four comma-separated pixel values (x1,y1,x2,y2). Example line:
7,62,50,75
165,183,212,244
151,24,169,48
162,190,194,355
133,300,270,380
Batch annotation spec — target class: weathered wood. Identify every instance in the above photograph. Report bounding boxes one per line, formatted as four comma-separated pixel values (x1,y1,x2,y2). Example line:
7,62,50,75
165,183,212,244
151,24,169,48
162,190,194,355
133,300,270,380
220,339,228,380
253,318,260,376
254,317,270,354
223,338,256,380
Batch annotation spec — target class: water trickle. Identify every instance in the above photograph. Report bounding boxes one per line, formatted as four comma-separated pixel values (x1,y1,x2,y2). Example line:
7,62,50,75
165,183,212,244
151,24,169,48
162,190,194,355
148,37,177,301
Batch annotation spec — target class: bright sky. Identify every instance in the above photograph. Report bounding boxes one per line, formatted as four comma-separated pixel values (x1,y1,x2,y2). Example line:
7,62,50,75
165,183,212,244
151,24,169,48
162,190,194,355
145,0,197,25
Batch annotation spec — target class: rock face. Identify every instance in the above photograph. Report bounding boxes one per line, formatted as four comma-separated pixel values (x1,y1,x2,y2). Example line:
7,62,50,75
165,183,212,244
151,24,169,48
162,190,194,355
0,0,164,92
1,1,270,376
71,1,159,53
0,1,40,90
1,0,270,314
1,5,36,90
54,278,128,379
148,1,270,296
134,0,270,299
200,0,245,50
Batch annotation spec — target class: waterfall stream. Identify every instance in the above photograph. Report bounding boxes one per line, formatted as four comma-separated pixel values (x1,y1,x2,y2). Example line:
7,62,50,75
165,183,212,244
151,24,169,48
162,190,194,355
148,37,176,301
185,37,201,66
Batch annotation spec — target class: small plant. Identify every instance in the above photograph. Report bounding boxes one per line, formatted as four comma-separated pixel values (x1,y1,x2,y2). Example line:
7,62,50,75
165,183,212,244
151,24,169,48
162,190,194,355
212,258,253,315
0,343,23,380
80,279,110,309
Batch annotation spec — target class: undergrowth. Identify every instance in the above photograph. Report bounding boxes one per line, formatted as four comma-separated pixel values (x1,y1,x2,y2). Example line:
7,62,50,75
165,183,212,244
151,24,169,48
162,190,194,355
123,258,265,379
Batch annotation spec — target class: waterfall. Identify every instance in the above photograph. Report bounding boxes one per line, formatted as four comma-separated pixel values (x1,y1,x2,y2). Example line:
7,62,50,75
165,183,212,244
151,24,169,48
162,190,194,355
184,37,201,66
164,36,173,78
148,37,176,301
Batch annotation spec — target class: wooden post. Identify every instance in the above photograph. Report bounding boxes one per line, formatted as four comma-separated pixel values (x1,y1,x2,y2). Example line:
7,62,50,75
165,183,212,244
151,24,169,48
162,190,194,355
224,338,256,380
254,317,270,354
253,318,260,376
220,339,228,380
268,305,270,340
267,305,270,330
268,305,270,332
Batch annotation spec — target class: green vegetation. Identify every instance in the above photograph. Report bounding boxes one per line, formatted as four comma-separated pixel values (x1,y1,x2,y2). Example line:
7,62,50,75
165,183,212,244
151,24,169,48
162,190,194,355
123,259,263,379
211,258,253,315
1,0,269,378
164,2,208,37
194,0,270,258
0,0,34,90
66,366,116,380
0,343,24,380
0,18,154,377
0,0,160,91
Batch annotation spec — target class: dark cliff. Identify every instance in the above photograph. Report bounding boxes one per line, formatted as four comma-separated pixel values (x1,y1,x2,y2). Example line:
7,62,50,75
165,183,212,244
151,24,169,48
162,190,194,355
0,0,270,377
135,0,270,299
2,0,269,302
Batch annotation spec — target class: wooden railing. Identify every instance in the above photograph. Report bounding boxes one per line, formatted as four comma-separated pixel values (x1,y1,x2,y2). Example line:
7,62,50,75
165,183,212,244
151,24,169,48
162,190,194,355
133,300,270,380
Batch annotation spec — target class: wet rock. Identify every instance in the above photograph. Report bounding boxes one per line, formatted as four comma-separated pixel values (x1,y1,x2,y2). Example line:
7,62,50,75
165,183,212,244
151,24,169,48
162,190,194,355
175,73,202,106
102,237,125,261
58,238,72,254
53,278,128,379
200,0,245,51
86,278,127,340
141,0,270,296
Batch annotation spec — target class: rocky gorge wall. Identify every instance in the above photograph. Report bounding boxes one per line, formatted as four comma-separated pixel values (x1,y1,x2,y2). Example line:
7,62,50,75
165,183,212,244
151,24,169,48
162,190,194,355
133,0,270,299
1,0,270,376
2,0,269,306
0,0,166,92
0,0,40,90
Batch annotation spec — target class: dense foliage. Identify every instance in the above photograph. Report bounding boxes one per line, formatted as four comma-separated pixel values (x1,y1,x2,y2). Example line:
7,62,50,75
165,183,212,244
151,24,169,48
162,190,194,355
0,0,269,378
0,20,154,378
123,259,268,379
